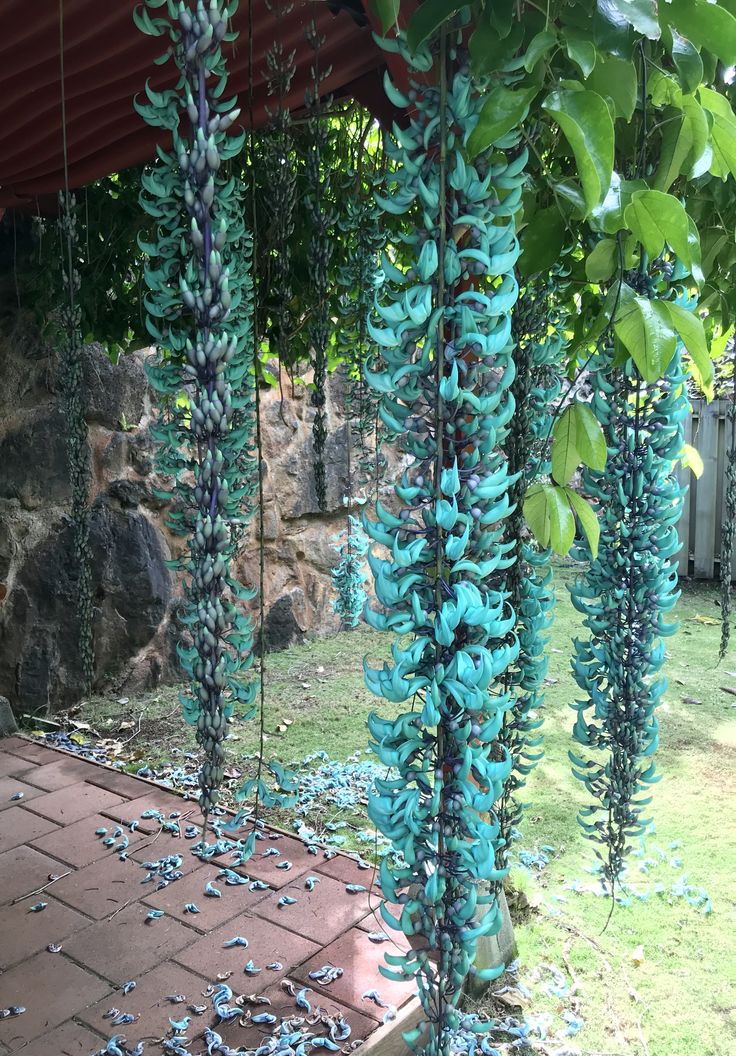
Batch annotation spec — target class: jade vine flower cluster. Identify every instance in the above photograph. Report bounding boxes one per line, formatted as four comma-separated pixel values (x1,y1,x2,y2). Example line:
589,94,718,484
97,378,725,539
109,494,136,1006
496,285,565,851
136,0,258,817
363,30,528,1051
57,191,95,692
569,269,690,888
304,18,334,513
331,515,369,628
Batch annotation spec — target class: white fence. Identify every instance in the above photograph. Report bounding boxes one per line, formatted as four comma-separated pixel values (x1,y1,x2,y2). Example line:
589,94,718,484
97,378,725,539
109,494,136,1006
676,398,735,580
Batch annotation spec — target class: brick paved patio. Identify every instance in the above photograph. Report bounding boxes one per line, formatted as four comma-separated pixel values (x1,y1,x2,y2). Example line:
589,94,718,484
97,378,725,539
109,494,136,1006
0,736,418,1056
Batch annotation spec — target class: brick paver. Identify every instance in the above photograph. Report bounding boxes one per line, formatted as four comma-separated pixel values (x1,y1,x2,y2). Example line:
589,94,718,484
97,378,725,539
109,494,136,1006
0,777,45,810
0,738,416,1055
24,782,125,826
293,926,414,1020
252,872,372,944
101,792,202,834
11,1019,106,1056
142,861,267,930
62,902,194,984
20,756,110,793
52,852,154,920
0,896,89,970
0,754,33,779
173,910,320,982
217,982,377,1053
0,951,111,1049
0,845,68,906
29,813,148,869
77,961,210,1048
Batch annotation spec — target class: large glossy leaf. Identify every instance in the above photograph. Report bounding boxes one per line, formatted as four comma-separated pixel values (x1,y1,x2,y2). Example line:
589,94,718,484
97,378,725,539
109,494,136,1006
572,403,607,471
467,85,538,157
699,87,736,181
655,98,709,192
623,189,691,267
406,0,469,53
664,302,714,398
591,173,647,234
370,0,401,33
547,486,576,555
585,238,618,282
518,205,567,278
613,286,677,381
543,89,614,214
588,54,638,120
596,0,660,39
524,483,551,548
670,30,704,94
565,488,601,560
665,0,736,66
551,406,579,486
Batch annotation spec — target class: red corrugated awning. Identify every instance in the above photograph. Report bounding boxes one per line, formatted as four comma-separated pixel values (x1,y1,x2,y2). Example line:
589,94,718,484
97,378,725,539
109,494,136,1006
0,0,414,209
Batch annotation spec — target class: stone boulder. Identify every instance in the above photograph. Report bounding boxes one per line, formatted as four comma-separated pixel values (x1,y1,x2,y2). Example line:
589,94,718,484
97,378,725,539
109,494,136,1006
0,498,174,714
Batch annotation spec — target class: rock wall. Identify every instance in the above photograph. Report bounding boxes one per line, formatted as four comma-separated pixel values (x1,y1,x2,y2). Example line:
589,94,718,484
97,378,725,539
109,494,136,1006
0,317,388,718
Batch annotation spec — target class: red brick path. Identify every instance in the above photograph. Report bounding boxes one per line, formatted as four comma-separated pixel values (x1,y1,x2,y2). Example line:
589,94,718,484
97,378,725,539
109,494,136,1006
0,737,416,1055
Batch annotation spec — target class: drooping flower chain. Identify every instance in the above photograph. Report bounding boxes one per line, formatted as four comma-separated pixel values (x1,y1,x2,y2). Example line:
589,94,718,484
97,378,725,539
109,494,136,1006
264,0,297,368
304,18,335,512
720,347,736,660
569,273,690,888
57,191,95,693
331,515,369,628
496,284,564,852
337,174,387,497
136,0,258,818
364,35,526,1053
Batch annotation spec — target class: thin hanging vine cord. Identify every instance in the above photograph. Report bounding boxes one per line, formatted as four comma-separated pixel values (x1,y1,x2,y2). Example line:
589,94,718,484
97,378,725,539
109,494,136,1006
720,345,736,660
249,0,268,836
58,0,94,693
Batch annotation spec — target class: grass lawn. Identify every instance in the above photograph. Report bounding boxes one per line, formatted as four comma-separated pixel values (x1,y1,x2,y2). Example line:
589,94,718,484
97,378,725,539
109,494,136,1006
49,561,736,1055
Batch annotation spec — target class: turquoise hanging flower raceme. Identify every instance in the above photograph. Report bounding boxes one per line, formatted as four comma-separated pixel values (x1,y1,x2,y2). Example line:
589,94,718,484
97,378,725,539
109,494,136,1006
57,191,95,693
497,282,565,853
135,0,259,820
336,173,388,497
331,515,369,628
569,264,690,890
363,27,529,1055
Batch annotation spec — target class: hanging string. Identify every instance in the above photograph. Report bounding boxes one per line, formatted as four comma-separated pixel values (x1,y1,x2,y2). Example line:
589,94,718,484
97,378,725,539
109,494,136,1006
248,0,268,836
58,0,94,693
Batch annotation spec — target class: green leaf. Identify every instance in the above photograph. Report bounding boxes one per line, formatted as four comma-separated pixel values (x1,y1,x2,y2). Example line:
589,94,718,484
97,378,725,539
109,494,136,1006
623,189,691,267
670,31,704,94
542,89,615,214
596,0,660,39
518,206,567,278
524,483,551,548
585,238,618,282
566,38,597,78
548,486,576,555
587,54,638,120
570,403,606,471
467,85,538,157
406,0,469,53
590,173,647,234
565,488,601,560
613,286,677,381
370,0,401,33
699,87,736,181
663,301,714,398
647,70,683,109
523,28,558,72
551,406,580,486
665,0,736,66
654,98,709,192
679,442,704,479
470,18,523,75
